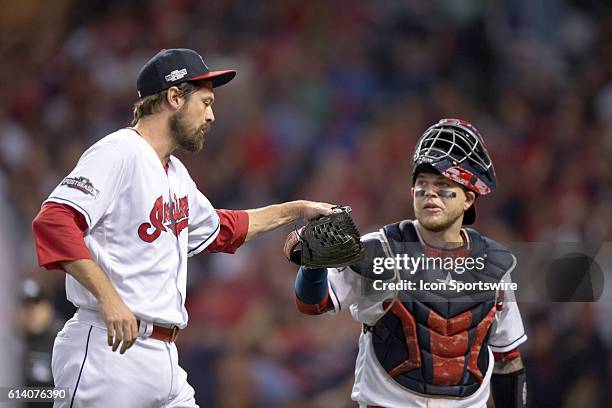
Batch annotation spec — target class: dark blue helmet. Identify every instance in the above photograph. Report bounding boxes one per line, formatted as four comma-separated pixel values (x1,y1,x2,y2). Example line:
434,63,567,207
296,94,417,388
412,118,497,224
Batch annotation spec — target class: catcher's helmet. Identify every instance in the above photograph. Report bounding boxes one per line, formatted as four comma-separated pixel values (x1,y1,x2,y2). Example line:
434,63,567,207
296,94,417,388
412,118,496,225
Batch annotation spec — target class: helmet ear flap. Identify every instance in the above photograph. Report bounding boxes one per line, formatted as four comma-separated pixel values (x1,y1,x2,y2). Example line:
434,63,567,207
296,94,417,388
463,204,477,225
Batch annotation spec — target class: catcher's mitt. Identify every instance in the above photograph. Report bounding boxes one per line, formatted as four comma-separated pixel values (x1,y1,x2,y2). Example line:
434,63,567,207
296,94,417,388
283,206,364,268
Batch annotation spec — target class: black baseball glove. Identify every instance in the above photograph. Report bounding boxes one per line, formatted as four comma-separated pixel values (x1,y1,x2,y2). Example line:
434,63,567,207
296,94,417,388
283,206,364,268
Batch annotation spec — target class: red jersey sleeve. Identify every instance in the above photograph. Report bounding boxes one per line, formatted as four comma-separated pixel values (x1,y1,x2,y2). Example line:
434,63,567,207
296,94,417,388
295,291,335,315
206,209,249,254
493,348,521,362
32,203,92,271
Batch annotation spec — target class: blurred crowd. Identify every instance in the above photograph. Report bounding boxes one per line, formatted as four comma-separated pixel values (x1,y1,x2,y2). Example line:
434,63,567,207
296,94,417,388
2,0,612,407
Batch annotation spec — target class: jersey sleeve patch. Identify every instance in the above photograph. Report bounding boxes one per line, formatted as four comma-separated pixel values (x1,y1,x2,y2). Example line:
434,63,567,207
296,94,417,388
45,141,127,229
60,177,101,199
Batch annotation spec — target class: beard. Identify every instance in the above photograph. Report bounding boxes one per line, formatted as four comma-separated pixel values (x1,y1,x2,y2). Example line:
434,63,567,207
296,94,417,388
169,107,210,153
418,205,464,233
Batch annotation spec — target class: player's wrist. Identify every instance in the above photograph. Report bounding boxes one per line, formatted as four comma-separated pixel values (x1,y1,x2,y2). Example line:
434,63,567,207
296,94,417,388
287,200,307,220
96,283,125,306
273,200,307,223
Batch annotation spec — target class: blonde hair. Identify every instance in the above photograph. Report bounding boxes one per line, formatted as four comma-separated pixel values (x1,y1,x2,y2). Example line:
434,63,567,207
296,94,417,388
131,82,199,126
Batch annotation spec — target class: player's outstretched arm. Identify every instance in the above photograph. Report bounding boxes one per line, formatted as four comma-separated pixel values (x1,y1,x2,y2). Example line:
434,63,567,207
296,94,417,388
60,259,138,355
244,200,333,242
491,351,527,408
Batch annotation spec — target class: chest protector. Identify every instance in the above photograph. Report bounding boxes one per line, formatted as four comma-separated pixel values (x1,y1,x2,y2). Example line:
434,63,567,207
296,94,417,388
356,220,514,398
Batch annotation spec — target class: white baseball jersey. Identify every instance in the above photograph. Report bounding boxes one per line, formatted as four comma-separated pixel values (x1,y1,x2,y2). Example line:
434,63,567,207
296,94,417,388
45,128,220,328
325,228,527,408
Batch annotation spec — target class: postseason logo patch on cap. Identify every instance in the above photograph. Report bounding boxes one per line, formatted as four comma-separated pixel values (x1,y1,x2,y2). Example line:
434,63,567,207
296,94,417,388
165,68,187,82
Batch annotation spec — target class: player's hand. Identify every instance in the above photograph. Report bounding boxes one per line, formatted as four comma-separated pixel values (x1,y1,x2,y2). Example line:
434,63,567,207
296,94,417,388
300,201,335,221
98,294,138,354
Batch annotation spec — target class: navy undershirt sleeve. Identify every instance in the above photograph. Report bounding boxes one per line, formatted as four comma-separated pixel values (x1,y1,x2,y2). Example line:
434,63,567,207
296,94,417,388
295,267,328,304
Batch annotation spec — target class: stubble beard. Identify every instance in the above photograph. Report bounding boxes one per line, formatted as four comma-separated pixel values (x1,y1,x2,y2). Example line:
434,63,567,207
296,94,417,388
169,107,210,153
418,206,464,233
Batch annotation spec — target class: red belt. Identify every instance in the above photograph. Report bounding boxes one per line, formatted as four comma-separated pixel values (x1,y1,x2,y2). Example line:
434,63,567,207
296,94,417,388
138,320,180,343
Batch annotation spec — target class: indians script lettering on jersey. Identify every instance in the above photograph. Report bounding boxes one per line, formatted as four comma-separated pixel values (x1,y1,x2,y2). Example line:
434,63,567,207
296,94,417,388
139,194,189,242
44,128,221,327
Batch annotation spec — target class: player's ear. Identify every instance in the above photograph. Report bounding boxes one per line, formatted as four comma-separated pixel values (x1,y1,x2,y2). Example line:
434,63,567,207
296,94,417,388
410,187,415,198
166,86,183,110
464,190,475,211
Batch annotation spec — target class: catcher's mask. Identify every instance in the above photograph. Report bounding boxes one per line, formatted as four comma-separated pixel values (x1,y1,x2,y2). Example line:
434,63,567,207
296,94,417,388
412,118,496,225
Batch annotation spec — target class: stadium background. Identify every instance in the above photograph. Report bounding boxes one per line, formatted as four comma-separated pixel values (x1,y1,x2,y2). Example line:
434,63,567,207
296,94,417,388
1,0,611,406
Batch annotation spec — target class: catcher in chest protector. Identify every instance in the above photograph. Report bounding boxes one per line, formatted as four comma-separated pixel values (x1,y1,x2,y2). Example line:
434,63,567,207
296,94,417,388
284,119,527,408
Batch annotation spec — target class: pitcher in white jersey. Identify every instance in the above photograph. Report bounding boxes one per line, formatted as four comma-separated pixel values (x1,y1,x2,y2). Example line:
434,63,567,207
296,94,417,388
32,48,334,408
292,119,527,408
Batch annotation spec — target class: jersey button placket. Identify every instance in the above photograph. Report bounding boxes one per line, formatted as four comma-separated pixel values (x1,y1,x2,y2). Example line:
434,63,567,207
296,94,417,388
166,166,186,319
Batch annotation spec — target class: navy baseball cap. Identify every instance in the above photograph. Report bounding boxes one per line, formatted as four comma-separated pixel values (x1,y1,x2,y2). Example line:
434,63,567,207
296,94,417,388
136,48,236,98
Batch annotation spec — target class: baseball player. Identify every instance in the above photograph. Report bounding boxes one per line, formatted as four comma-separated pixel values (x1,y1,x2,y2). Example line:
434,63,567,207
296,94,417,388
32,48,333,408
293,119,527,407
